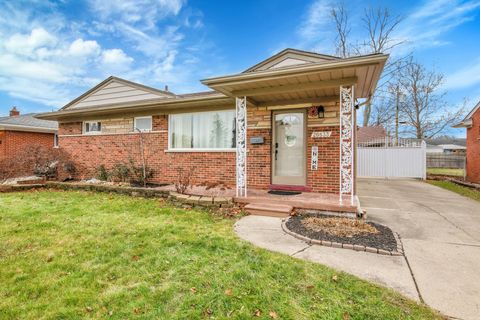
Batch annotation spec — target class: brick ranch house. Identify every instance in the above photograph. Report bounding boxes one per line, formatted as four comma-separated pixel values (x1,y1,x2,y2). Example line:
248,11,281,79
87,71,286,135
37,49,387,210
0,107,58,161
454,100,480,183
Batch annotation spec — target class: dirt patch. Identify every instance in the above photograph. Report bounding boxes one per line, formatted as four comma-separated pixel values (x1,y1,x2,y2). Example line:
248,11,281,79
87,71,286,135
301,216,379,238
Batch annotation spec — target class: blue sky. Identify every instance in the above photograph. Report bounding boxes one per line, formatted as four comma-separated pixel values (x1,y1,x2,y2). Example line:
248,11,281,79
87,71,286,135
0,0,479,136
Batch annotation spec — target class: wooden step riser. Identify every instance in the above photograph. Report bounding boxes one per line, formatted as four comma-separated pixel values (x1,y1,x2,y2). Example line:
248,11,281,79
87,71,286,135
245,209,290,218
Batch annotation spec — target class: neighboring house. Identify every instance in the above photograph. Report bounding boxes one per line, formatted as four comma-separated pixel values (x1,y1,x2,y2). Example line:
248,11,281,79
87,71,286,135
454,101,480,183
36,48,387,205
0,107,58,161
426,144,444,154
357,125,387,146
426,144,467,154
437,144,466,155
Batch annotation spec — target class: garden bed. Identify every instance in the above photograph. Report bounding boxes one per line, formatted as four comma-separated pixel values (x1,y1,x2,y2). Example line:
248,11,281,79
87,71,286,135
285,213,402,255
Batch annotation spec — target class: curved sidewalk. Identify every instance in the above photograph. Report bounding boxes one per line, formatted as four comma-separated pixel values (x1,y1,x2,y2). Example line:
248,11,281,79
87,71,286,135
234,215,419,301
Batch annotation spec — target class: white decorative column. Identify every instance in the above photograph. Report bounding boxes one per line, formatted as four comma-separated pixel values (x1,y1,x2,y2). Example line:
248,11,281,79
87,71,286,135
339,86,355,204
235,96,247,197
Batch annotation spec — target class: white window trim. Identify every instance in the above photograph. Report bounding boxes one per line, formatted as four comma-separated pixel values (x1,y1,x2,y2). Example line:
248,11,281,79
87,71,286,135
167,111,236,152
133,116,153,132
83,121,102,135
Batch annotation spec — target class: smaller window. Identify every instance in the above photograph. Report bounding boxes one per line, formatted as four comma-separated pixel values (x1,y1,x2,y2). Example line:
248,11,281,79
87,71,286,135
134,116,152,132
54,133,59,148
84,121,102,134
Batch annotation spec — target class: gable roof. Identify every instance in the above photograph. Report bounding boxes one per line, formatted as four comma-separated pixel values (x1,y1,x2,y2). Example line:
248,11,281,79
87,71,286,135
243,48,340,73
0,113,58,133
453,100,480,128
62,76,176,110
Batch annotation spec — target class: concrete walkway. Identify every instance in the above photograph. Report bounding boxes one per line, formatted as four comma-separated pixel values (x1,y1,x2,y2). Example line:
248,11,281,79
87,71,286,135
235,179,480,320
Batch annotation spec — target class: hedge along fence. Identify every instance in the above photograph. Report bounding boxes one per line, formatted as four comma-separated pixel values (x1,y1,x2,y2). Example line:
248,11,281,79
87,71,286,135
0,182,236,210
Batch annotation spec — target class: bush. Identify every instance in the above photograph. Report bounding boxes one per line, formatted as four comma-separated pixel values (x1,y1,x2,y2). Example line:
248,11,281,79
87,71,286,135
96,165,109,181
128,158,153,186
110,163,130,182
175,166,195,194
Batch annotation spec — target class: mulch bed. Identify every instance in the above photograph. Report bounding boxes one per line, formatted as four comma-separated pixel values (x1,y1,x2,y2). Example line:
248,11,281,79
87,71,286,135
286,213,398,252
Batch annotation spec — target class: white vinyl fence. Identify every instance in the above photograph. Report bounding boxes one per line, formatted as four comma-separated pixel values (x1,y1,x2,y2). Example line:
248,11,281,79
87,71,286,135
357,138,426,179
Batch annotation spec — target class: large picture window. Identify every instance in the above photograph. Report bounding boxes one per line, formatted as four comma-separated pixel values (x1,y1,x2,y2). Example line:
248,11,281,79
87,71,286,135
169,110,236,150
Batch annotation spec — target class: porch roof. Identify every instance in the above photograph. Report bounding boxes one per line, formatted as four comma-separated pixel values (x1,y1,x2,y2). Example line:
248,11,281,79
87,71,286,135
202,53,388,106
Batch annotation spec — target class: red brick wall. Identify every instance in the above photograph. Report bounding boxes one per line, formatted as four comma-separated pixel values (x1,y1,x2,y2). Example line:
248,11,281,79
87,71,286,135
58,115,236,185
466,109,480,183
307,126,340,193
58,113,342,193
0,130,55,161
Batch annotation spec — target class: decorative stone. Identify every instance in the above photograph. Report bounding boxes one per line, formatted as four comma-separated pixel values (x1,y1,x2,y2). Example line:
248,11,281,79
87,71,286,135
342,243,354,250
366,247,378,254
331,242,342,249
353,244,365,251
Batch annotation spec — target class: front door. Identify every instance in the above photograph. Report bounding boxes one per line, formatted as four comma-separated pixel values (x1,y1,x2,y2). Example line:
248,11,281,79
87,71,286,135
272,110,307,186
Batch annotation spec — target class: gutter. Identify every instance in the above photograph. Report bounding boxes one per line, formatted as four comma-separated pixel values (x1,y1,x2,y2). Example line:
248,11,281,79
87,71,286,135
0,124,58,133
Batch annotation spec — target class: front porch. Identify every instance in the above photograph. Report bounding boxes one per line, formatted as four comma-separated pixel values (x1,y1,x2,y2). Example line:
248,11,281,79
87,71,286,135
202,50,388,214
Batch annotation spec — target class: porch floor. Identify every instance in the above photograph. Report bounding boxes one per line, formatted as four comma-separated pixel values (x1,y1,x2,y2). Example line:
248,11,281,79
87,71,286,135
234,189,359,214
156,184,359,214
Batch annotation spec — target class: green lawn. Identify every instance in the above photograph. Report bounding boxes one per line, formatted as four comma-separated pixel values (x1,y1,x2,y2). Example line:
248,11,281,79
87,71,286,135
427,168,465,177
0,191,441,319
427,180,480,202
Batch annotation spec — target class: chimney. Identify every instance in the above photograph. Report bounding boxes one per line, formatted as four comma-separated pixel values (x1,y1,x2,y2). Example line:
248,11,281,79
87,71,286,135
9,106,20,117
164,85,169,92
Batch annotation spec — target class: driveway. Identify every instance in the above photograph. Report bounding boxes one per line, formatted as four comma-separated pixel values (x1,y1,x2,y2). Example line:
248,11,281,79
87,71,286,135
235,179,480,320
359,178,480,320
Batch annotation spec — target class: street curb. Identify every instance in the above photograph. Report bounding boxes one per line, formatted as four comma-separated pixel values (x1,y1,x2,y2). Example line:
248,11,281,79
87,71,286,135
281,217,404,256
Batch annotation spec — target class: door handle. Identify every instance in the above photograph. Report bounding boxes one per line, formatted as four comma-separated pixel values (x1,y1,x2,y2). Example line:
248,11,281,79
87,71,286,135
275,149,278,160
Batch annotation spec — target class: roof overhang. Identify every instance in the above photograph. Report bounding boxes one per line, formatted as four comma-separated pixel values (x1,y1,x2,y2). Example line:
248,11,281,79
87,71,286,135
453,119,473,128
35,94,234,121
202,54,388,105
0,124,57,133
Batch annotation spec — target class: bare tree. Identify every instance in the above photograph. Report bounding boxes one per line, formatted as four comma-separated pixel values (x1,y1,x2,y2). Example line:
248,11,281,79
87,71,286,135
397,59,465,139
331,3,350,58
330,5,405,126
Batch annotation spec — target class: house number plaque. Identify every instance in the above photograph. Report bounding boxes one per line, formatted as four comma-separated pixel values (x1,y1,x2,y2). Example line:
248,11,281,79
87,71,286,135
311,146,318,170
311,131,332,138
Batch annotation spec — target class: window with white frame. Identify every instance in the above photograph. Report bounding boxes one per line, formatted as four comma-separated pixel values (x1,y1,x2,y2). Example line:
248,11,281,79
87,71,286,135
84,121,102,134
169,110,236,150
134,116,152,132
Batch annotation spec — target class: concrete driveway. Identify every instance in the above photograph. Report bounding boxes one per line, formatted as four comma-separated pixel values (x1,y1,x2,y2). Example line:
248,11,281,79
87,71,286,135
235,179,480,320
359,178,480,320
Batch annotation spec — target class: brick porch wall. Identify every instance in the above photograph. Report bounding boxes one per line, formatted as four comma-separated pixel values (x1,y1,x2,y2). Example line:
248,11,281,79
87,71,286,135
466,109,480,183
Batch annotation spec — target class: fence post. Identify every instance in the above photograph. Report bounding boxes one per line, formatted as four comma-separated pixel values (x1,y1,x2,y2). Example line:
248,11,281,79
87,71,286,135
421,140,427,180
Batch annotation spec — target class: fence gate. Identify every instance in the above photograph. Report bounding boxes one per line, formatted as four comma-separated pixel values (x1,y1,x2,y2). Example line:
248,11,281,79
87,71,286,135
357,138,426,179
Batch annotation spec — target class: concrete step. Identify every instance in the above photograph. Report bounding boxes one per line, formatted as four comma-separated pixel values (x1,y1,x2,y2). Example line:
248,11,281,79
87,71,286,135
244,202,293,217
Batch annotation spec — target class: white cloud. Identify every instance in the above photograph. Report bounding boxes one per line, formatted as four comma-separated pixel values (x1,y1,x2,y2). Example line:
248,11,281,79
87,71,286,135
296,0,335,54
394,0,480,54
5,28,57,56
101,49,134,70
0,0,221,110
68,39,101,57
444,58,480,90
88,0,185,30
